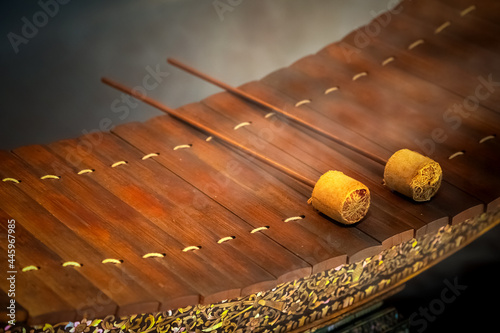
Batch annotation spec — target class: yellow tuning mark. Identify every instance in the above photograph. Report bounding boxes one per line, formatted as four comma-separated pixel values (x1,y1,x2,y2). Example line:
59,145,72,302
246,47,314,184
40,175,60,180
408,39,425,50
2,178,20,183
352,72,368,81
142,253,165,259
173,144,192,151
77,169,94,175
22,265,39,272
182,246,201,252
460,5,476,16
250,226,269,234
217,236,235,244
283,215,305,223
294,99,311,107
324,86,339,94
62,261,82,268
381,57,395,66
101,258,123,264
111,161,127,168
233,122,252,130
142,153,159,160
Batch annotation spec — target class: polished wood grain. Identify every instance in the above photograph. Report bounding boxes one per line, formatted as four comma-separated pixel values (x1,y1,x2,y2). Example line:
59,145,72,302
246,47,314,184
1,0,498,325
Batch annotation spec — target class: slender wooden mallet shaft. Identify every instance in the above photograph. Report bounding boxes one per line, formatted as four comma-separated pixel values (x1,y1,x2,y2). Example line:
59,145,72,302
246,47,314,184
101,77,316,188
102,77,375,224
167,58,387,165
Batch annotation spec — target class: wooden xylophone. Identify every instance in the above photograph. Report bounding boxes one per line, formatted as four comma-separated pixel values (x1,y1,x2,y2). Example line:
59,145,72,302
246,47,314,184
1,0,500,330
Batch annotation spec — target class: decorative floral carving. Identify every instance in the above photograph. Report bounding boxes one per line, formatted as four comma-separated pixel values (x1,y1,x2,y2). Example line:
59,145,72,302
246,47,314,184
3,210,498,333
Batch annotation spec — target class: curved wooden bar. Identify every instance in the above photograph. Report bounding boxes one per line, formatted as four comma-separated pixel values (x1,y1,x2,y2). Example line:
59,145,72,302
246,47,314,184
0,0,499,329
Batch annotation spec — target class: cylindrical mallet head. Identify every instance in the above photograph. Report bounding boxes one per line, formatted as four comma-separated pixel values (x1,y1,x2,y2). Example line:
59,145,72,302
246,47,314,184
309,171,370,225
384,149,442,202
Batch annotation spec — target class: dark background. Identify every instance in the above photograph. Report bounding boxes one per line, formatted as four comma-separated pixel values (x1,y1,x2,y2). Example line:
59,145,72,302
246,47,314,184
0,0,394,150
1,1,499,332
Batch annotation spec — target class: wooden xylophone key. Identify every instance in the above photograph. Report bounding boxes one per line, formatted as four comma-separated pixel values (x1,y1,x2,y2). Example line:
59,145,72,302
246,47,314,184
165,60,443,234
0,207,115,324
167,58,450,206
318,26,500,121
47,132,309,290
2,148,205,314
364,13,500,151
167,57,389,166
0,151,161,321
223,79,393,163
336,0,500,116
254,76,482,226
198,91,427,238
237,79,484,225
312,28,500,210
260,32,500,199
315,44,500,159
201,90,448,236
112,115,381,266
435,0,500,28
270,55,500,150
290,51,500,165
400,0,500,53
12,142,280,305
178,97,416,248
136,102,414,251
309,58,499,209
173,102,323,181
102,77,384,259
0,211,76,325
443,148,500,212
388,0,500,114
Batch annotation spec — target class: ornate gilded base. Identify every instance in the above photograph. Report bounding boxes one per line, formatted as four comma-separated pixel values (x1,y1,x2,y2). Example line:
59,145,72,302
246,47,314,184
2,209,499,333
